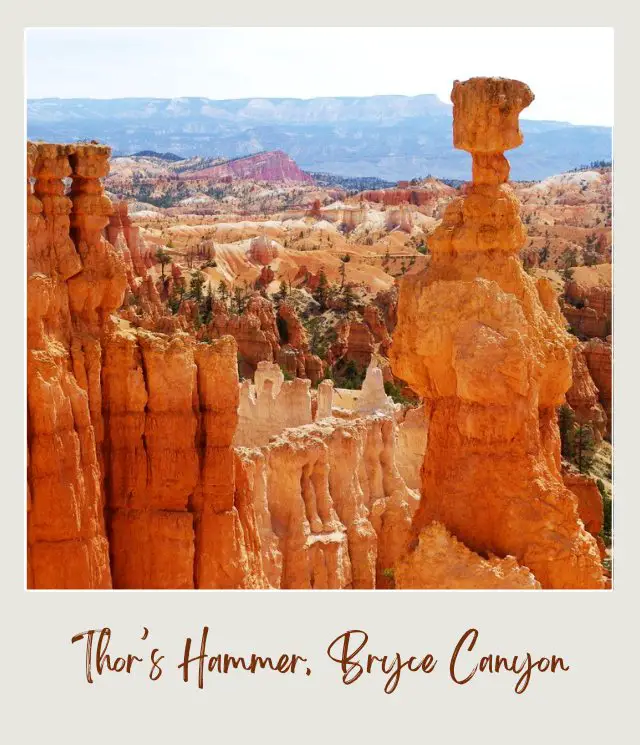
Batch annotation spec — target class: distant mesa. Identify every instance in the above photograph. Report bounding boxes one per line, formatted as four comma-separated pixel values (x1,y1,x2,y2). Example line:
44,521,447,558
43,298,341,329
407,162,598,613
179,150,314,184
131,150,183,161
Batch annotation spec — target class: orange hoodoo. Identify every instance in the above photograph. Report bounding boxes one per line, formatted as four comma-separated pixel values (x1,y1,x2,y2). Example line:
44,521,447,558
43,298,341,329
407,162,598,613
390,78,605,589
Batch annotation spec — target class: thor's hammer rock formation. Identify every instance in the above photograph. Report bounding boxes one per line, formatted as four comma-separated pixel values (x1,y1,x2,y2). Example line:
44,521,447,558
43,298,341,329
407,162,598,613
390,78,604,589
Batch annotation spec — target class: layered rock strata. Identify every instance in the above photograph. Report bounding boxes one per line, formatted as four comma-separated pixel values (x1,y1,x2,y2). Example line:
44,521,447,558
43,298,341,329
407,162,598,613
28,143,118,589
390,78,604,589
27,143,258,589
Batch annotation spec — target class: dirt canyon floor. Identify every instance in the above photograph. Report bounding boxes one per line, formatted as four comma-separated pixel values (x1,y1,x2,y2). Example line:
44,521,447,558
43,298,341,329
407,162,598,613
26,78,612,589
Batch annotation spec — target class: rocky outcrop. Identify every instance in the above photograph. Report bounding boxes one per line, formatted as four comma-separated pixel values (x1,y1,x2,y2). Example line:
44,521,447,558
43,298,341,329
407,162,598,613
106,200,154,278
277,301,309,349
373,286,398,333
395,522,541,589
390,78,604,589
207,295,279,377
563,264,612,339
583,337,612,439
385,206,413,232
249,234,279,265
356,362,396,416
235,413,419,588
102,331,249,589
566,343,607,441
562,467,604,539
255,264,275,289
276,302,325,383
363,304,392,355
359,180,457,216
235,368,313,448
330,316,374,369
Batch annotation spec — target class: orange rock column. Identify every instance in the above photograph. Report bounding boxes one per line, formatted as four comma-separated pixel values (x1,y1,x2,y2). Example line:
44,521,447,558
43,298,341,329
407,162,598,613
390,78,604,589
27,144,111,589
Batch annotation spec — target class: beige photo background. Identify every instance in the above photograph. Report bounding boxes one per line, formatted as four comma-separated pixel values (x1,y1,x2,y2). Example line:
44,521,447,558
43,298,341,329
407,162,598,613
6,3,638,743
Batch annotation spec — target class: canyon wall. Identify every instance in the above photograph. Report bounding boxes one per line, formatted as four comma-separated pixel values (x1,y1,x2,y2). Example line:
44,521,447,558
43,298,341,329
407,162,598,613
390,78,604,589
27,143,261,589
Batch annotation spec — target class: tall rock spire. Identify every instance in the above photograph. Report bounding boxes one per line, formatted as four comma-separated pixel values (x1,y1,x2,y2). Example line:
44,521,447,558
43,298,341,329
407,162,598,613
390,78,604,589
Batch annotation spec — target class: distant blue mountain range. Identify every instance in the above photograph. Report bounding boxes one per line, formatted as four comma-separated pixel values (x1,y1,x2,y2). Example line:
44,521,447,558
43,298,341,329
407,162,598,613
27,95,612,181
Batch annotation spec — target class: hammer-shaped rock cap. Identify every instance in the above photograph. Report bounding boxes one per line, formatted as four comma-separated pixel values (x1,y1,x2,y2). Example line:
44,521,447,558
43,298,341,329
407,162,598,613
451,77,534,153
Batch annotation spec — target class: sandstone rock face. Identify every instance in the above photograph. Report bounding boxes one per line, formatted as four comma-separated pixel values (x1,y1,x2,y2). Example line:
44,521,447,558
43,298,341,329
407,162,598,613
373,286,398,333
316,379,334,420
363,304,392,355
330,315,375,369
28,143,115,589
235,373,313,448
390,79,604,589
208,295,279,376
395,404,428,490
583,337,612,438
385,206,413,232
102,331,246,589
106,200,154,279
27,142,262,590
566,343,607,441
235,414,419,589
395,522,541,589
562,467,604,538
276,302,307,348
563,264,612,339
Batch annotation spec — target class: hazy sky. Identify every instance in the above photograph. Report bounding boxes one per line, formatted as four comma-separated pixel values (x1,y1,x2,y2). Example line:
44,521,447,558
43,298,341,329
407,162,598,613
26,27,614,126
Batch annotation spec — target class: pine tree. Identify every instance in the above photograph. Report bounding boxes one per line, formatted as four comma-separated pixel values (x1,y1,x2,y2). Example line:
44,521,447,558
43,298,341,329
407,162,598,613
314,271,329,310
558,404,576,460
155,247,172,279
342,283,356,312
573,423,596,474
339,254,351,289
200,282,213,324
189,269,206,302
231,286,247,315
274,279,288,304
217,279,229,305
